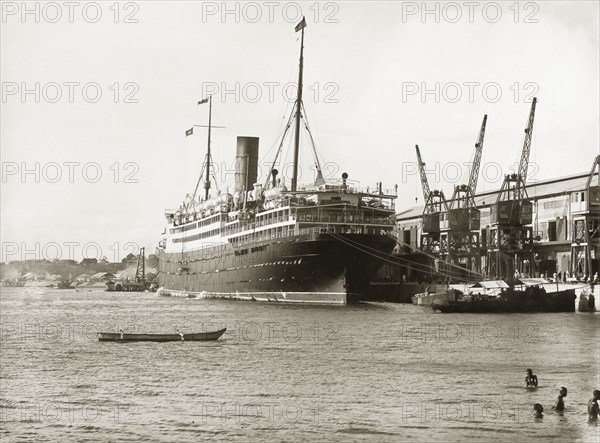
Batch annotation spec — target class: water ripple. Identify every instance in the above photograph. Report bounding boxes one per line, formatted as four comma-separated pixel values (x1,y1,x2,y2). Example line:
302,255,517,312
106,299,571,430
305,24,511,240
1,288,598,442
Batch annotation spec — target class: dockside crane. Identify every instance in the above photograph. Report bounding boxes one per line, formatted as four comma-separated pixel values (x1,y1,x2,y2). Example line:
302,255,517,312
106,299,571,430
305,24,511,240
416,145,448,258
440,115,487,276
570,155,600,279
135,247,146,287
449,114,487,209
486,98,537,279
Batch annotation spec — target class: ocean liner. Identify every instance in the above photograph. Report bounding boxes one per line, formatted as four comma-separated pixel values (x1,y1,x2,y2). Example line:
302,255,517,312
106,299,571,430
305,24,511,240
157,18,397,305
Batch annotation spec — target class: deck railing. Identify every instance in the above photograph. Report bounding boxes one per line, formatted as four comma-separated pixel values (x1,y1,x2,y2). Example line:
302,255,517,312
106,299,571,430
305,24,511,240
230,225,393,248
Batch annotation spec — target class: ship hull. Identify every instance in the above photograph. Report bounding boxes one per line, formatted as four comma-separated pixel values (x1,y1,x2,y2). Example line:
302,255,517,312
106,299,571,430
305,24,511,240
158,232,395,305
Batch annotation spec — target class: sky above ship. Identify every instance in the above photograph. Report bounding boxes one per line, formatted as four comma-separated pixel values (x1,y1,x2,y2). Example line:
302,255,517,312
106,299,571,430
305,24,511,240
1,1,599,262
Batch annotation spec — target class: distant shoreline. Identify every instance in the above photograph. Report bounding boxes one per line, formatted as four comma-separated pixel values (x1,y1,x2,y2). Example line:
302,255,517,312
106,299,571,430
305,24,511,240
0,255,159,285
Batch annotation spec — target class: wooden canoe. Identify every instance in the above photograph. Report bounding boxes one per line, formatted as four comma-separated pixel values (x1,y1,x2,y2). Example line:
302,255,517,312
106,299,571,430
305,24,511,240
97,328,226,342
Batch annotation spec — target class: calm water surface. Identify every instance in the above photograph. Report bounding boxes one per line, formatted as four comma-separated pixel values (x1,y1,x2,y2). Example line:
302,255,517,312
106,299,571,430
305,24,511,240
1,288,599,442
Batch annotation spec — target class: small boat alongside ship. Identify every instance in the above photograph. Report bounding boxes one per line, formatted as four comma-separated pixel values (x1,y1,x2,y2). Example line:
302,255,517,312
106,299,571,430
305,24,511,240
106,281,154,292
97,328,226,342
431,285,576,313
411,289,459,306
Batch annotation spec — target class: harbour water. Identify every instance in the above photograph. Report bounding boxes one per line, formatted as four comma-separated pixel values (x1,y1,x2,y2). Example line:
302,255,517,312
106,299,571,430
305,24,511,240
1,288,599,442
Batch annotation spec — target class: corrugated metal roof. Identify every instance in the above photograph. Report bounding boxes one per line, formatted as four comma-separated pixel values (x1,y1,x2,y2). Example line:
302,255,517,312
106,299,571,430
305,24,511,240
397,171,598,221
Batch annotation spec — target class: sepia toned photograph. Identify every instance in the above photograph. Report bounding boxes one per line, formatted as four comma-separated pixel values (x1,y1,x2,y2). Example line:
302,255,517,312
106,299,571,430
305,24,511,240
1,1,599,442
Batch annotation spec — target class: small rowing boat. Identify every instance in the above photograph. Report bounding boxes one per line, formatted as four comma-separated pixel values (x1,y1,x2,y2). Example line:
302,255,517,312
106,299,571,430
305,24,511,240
97,328,226,342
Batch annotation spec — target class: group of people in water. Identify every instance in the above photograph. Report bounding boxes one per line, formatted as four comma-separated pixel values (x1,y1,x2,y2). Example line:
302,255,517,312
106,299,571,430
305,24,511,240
525,369,600,419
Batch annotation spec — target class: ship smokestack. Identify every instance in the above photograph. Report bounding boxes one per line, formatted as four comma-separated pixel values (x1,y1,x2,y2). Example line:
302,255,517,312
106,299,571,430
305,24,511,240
235,136,259,194
271,169,278,187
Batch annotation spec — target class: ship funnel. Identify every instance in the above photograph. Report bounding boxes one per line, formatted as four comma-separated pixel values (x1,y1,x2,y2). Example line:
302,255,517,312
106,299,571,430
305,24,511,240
271,169,278,187
235,136,259,194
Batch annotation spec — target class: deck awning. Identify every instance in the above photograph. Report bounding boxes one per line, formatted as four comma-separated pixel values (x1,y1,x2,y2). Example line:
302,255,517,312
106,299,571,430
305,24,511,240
519,278,550,286
479,280,510,289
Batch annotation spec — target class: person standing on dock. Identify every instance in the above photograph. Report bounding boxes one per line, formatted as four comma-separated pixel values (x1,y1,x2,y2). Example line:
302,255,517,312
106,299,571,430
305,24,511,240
553,387,567,411
589,390,600,419
526,369,538,387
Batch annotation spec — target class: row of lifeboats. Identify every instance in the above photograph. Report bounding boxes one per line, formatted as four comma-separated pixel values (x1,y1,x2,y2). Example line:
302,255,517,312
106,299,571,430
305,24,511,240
171,182,288,225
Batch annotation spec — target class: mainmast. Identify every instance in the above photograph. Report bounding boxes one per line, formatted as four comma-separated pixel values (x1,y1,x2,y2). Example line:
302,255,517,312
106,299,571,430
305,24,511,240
187,96,222,205
291,17,307,192
204,95,213,200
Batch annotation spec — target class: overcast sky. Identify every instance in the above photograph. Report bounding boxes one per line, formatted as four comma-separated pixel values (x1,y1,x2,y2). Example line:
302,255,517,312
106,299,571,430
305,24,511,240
1,1,599,262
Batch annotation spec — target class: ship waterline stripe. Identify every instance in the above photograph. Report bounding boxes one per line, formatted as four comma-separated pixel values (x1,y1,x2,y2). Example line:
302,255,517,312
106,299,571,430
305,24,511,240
156,288,347,306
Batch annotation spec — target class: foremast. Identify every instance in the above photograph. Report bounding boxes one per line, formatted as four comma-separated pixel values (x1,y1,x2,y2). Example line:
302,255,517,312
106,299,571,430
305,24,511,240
291,16,307,192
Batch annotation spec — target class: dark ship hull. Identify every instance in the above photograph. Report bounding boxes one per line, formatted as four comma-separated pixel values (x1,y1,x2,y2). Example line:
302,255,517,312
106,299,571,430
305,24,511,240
432,288,576,313
158,232,395,305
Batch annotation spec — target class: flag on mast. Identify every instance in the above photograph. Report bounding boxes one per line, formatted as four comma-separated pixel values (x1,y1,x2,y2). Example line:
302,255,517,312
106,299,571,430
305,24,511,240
295,16,306,32
198,98,209,105
185,128,193,137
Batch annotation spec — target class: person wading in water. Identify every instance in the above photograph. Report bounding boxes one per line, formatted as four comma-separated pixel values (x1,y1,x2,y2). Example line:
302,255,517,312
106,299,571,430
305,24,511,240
525,369,538,387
